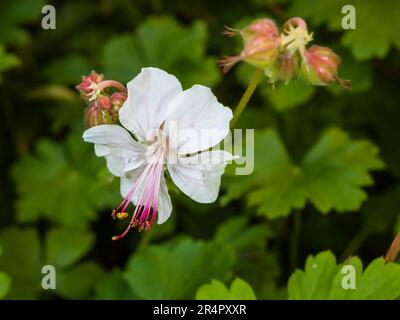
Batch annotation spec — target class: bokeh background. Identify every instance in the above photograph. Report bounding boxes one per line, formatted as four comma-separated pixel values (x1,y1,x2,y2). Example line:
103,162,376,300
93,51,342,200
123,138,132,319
0,0,399,300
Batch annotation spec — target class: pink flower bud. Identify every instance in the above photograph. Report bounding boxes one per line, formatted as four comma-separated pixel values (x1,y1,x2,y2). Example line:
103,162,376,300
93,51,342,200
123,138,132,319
220,19,280,73
85,104,113,128
98,96,112,109
76,71,104,100
300,45,350,88
110,92,127,112
265,52,300,84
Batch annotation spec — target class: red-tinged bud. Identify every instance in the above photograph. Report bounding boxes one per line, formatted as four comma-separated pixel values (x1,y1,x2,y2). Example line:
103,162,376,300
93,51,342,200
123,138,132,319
98,96,112,109
77,71,128,127
241,19,280,44
76,71,104,100
110,92,127,112
220,19,280,73
300,45,350,88
265,52,300,84
85,103,113,128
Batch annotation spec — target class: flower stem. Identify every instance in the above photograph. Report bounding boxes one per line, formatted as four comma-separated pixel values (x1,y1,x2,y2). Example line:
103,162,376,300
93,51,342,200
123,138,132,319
230,68,263,128
98,80,127,93
385,232,400,263
341,228,369,261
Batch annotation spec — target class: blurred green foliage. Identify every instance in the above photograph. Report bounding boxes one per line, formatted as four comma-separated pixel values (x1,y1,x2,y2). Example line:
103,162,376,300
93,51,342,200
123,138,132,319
288,251,400,299
0,0,399,300
223,128,384,218
196,278,257,300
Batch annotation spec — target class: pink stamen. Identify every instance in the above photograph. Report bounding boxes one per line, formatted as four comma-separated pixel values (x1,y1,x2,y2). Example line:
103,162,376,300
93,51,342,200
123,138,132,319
218,55,242,73
112,150,165,240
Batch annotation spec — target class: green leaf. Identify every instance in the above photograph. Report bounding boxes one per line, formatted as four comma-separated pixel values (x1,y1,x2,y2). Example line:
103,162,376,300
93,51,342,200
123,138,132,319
262,80,315,111
95,268,135,300
289,0,400,60
0,272,11,299
0,45,20,84
353,258,400,299
288,251,339,299
326,47,372,94
0,227,42,299
223,128,384,218
45,227,95,269
124,237,235,299
288,251,400,300
213,216,284,299
302,128,384,213
0,0,45,46
214,216,274,250
12,128,118,227
102,16,220,88
27,85,78,102
0,227,102,299
44,55,91,85
57,262,105,299
327,256,363,300
196,278,256,300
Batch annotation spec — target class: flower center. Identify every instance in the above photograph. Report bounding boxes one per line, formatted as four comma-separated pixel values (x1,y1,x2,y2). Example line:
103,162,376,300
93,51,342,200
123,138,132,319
111,140,166,240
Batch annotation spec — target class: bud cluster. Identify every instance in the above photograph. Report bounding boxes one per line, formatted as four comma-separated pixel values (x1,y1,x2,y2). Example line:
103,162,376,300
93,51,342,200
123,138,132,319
220,17,349,88
76,71,127,127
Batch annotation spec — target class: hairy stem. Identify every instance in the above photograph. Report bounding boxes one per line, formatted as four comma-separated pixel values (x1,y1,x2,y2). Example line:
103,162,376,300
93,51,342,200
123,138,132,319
385,232,400,263
230,68,263,128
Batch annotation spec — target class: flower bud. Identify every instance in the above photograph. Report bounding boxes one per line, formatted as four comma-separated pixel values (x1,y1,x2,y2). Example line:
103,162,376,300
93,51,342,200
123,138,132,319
85,103,113,128
77,70,128,127
76,71,104,101
98,96,112,109
220,19,280,73
265,52,300,84
110,92,127,113
300,45,350,88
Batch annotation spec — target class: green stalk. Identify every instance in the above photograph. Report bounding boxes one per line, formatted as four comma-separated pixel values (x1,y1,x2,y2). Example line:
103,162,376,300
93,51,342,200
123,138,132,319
230,68,263,128
341,228,369,260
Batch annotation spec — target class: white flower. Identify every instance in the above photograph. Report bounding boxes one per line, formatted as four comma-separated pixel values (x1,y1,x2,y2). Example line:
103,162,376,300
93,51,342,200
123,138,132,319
83,67,234,239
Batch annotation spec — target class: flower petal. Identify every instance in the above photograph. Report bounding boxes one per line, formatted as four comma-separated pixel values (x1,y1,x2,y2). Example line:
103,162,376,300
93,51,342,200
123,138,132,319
83,124,146,176
99,152,125,176
119,67,182,141
157,174,172,224
120,166,145,202
164,85,232,154
168,150,235,203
